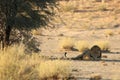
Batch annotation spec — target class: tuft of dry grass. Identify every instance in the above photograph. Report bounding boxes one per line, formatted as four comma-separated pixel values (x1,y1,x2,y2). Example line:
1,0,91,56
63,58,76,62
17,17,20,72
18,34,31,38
0,44,71,80
74,41,89,52
37,60,71,79
0,44,44,80
31,29,42,35
97,4,107,11
59,1,78,12
104,29,114,37
92,40,110,51
90,75,102,80
59,37,75,50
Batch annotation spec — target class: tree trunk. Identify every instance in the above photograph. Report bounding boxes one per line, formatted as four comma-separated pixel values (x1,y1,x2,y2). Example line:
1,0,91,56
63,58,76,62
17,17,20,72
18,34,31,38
3,25,11,48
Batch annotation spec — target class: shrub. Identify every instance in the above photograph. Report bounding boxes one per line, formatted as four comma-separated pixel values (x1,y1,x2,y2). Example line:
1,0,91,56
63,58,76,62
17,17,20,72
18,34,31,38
74,41,89,52
97,4,107,11
9,30,40,53
0,44,42,80
0,45,71,80
92,40,110,51
59,1,77,12
104,29,114,37
59,37,75,50
37,60,71,79
31,29,43,35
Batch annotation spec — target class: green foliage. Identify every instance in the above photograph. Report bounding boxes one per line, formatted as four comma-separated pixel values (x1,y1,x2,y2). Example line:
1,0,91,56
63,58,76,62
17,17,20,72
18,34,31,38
0,0,57,48
0,0,57,30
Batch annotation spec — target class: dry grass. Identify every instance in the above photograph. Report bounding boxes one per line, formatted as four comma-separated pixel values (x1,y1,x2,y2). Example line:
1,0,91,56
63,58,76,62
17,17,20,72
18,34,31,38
104,29,114,37
0,44,71,80
97,3,107,11
0,44,40,80
59,37,75,50
92,40,110,51
74,41,89,52
90,75,102,80
59,1,78,12
37,60,71,79
56,0,120,30
31,29,42,35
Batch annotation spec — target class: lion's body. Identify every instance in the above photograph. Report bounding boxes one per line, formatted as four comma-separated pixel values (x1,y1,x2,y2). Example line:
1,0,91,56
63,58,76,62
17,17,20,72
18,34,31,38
71,45,102,61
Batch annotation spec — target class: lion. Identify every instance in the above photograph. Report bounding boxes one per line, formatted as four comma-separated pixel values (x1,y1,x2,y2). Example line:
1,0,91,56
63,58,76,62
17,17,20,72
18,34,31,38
66,45,102,61
71,49,93,60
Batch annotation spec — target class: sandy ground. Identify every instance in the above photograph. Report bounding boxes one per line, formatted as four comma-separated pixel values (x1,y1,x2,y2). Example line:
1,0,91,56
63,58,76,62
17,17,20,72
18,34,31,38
33,1,120,79
35,26,120,80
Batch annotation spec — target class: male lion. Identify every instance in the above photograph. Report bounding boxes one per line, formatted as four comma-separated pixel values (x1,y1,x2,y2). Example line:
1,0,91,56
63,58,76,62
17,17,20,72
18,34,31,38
70,45,102,61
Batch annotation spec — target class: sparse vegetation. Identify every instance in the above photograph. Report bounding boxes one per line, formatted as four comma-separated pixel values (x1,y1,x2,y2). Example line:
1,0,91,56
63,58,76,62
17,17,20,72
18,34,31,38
74,41,89,52
0,0,120,79
0,45,71,80
37,60,70,79
31,29,43,36
92,41,110,51
59,37,75,50
90,75,102,80
97,4,107,11
59,38,111,52
59,1,78,12
104,29,114,37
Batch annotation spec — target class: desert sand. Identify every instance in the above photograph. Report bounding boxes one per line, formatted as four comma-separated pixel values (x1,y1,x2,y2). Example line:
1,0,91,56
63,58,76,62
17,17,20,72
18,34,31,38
34,0,120,79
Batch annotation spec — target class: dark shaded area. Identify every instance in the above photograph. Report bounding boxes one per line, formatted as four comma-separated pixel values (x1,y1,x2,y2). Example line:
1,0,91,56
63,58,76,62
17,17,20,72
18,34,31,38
69,59,120,63
74,9,113,13
103,51,120,54
67,76,111,80
101,47,120,54
71,47,79,51
113,24,120,28
74,9,98,13
67,77,90,80
0,0,57,48
101,50,111,53
101,59,120,63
